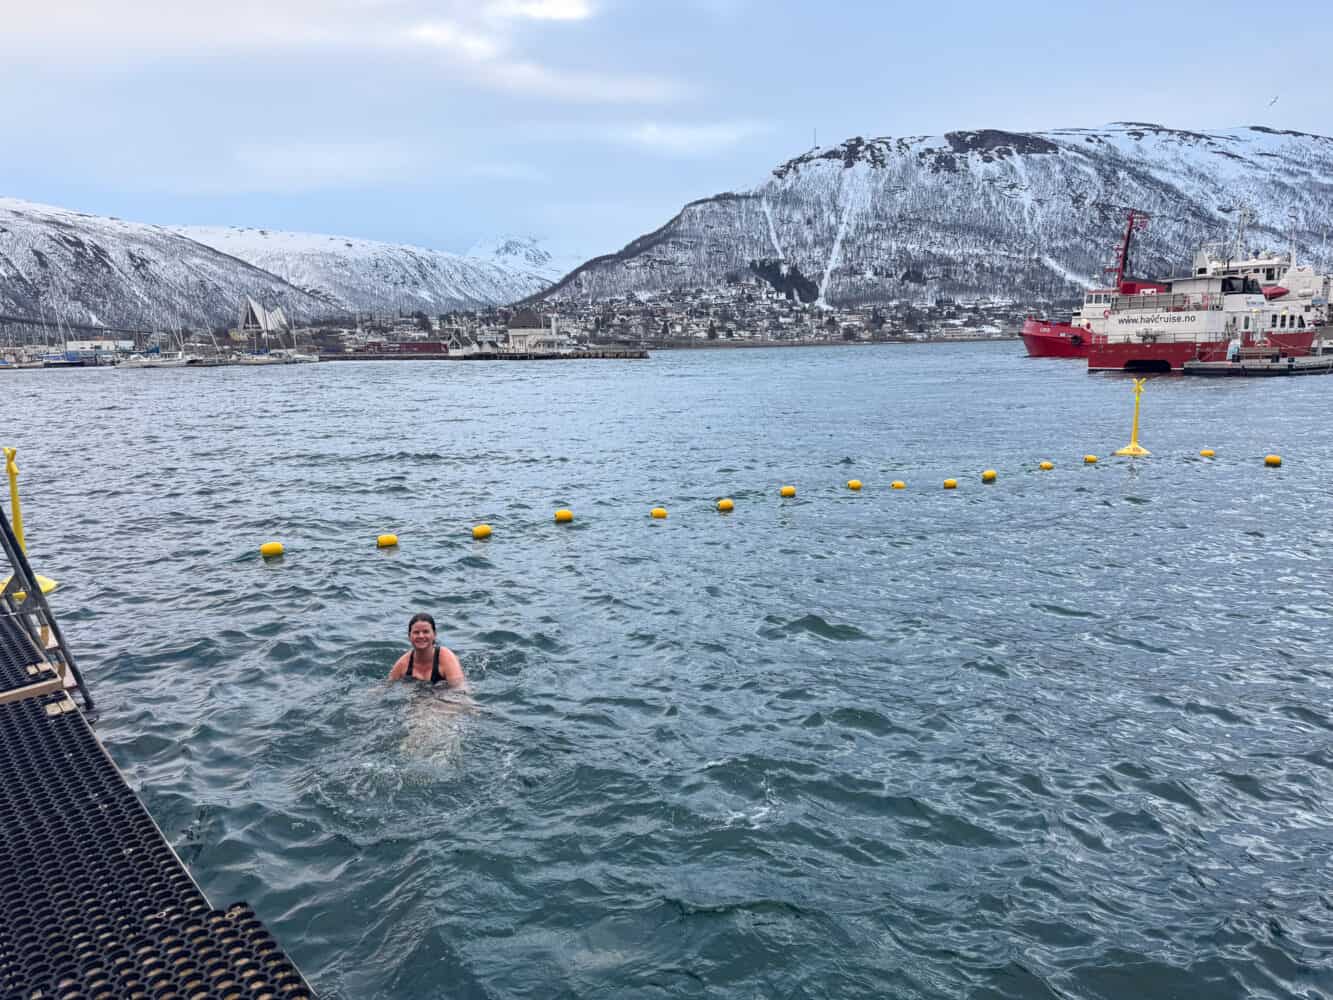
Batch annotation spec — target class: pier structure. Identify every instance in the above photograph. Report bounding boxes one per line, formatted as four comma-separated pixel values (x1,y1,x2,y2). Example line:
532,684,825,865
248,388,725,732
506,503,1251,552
318,347,648,361
1183,355,1333,376
0,504,319,999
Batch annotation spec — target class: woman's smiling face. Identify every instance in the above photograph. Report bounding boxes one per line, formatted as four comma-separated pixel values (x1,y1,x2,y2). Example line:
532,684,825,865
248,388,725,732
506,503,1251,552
409,620,436,650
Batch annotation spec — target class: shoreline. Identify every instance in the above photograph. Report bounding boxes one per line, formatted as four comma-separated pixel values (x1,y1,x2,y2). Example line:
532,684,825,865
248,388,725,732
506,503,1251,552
621,335,1021,350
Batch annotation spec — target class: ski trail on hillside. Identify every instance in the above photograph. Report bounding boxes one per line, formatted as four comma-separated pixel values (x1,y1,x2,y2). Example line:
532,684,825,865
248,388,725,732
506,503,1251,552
1041,255,1092,289
818,171,864,309
761,196,786,259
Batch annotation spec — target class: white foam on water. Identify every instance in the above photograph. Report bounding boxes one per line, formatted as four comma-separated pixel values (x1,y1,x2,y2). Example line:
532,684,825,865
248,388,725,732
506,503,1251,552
399,690,477,770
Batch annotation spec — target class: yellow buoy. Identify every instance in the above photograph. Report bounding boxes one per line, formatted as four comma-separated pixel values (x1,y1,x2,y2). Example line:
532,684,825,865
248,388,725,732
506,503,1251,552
554,508,574,523
1199,449,1215,458
943,478,958,490
981,469,997,483
472,524,493,540
1039,461,1054,471
1,574,59,600
260,541,284,559
650,507,668,519
717,498,734,512
1114,377,1151,457
1084,455,1098,464
780,485,796,498
377,533,398,548
847,479,863,491
891,480,906,490
1264,454,1282,467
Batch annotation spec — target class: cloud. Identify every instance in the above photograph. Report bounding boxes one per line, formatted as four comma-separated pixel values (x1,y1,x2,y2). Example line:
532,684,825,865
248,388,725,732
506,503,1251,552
128,142,425,195
227,142,423,192
75,137,553,196
399,14,682,102
457,162,551,183
406,21,504,60
484,0,594,20
482,62,685,103
616,120,773,156
5,0,676,104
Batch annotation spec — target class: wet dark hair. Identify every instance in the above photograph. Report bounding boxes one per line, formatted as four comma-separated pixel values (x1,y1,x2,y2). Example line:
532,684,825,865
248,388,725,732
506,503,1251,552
407,613,436,634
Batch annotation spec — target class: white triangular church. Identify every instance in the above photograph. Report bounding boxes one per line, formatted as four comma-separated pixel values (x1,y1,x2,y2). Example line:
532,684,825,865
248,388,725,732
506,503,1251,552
239,297,289,334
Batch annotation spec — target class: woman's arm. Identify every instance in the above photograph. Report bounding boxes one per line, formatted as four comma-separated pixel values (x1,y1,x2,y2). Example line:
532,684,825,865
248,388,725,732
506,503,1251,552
439,647,468,690
387,652,410,681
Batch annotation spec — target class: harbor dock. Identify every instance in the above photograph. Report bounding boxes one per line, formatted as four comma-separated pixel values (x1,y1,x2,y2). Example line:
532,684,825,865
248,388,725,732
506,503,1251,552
1183,355,1333,377
0,508,319,998
318,348,648,362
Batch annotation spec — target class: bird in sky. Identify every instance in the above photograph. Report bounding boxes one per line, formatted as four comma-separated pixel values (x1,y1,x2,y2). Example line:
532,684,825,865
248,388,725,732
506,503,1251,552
1268,95,1279,107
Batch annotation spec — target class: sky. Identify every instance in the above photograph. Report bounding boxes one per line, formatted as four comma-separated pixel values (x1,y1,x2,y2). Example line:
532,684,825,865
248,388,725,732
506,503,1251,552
3,0,1331,261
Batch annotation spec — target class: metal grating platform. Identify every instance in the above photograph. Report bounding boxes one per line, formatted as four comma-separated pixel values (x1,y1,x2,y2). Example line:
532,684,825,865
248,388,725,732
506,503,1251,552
0,613,59,698
2,492,316,996
0,691,318,998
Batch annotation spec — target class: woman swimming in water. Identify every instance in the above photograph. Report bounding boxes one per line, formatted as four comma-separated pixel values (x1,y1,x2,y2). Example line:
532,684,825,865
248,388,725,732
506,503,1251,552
388,613,467,689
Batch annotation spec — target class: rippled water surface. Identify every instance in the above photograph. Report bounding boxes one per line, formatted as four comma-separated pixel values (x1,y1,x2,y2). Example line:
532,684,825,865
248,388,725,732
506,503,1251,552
6,344,1333,999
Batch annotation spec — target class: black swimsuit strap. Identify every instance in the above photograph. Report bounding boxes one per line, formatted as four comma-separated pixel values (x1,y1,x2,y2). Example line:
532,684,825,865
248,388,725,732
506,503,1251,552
430,647,442,685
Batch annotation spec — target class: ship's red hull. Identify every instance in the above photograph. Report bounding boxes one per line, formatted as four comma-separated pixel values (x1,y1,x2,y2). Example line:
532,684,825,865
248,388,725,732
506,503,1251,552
1087,332,1317,372
1021,318,1090,358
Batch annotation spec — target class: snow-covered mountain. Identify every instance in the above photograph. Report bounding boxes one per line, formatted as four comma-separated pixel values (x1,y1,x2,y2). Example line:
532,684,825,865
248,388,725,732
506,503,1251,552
0,198,556,335
537,124,1333,307
0,197,334,332
466,235,588,283
176,226,551,314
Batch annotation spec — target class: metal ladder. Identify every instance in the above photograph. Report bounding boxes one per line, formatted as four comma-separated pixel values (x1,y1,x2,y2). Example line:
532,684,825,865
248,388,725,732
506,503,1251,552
0,498,96,717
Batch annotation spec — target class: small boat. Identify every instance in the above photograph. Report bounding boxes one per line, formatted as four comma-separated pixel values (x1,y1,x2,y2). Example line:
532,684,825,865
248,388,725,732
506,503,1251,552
118,352,197,369
268,349,319,364
41,352,85,368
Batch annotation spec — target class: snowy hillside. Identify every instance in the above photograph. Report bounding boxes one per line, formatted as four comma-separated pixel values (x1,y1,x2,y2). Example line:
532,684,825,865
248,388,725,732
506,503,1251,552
178,226,551,314
466,235,588,283
538,124,1333,307
0,198,334,332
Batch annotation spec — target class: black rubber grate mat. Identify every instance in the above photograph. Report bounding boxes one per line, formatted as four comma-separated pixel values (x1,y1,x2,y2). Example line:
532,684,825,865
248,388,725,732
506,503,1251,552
0,693,316,998
0,614,57,695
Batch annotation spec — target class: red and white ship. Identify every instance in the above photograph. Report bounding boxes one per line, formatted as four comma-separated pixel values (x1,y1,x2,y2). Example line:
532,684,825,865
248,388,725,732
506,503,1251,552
1022,211,1156,359
1024,211,1331,370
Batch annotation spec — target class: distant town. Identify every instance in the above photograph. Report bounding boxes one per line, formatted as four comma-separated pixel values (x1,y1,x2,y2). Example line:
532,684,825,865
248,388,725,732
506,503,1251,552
310,276,1030,357
2,274,1038,366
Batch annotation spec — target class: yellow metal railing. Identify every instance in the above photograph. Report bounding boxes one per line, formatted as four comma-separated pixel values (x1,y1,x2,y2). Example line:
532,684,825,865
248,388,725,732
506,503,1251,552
2,447,55,595
4,447,23,551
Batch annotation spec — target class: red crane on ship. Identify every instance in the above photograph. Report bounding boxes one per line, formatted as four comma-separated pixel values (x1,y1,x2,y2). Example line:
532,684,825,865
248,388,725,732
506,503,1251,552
1105,209,1153,292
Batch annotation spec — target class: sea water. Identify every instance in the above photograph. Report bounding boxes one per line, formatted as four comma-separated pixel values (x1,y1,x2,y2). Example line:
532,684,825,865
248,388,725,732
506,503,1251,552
5,343,1332,998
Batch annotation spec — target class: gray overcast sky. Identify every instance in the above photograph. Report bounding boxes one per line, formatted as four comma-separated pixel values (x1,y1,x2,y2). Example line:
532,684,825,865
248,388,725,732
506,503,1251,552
2,0,1329,259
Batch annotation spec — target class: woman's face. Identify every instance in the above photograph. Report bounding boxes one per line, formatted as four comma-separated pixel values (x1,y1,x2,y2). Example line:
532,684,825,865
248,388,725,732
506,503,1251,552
409,620,436,651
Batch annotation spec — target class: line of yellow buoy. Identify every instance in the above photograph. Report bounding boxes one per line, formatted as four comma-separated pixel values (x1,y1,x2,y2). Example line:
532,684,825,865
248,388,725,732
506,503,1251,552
256,449,1287,558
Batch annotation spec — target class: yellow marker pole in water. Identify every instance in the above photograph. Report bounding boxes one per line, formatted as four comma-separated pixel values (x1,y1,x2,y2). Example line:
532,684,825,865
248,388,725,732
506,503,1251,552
3,446,58,596
1114,378,1151,458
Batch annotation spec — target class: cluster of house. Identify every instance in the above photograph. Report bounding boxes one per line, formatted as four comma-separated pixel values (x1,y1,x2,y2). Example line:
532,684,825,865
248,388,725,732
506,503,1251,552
305,279,1026,355
421,282,1026,348
306,309,582,356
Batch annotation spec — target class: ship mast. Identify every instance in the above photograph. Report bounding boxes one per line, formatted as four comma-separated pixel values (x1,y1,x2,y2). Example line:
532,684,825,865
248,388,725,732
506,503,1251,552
1231,205,1253,263
1288,207,1299,270
1106,209,1150,291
